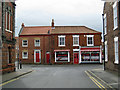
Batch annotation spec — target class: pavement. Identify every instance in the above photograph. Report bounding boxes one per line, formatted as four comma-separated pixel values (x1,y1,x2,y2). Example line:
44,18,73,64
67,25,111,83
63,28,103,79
86,68,120,89
0,65,33,84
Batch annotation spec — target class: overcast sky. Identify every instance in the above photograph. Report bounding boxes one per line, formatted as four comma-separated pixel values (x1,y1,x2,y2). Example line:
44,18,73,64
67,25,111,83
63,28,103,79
15,0,104,36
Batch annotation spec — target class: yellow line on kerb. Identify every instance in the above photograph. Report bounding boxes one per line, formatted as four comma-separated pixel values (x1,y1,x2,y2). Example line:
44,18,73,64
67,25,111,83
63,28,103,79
0,70,33,87
0,78,19,87
85,71,107,90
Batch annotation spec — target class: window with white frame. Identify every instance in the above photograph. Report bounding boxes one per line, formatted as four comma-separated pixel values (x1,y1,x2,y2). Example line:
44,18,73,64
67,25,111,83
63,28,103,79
87,35,94,46
5,9,8,30
104,14,107,35
5,7,12,33
105,41,108,62
22,40,28,47
114,37,119,64
35,39,40,47
58,35,65,46
73,35,79,46
55,51,70,62
22,51,28,59
113,2,118,30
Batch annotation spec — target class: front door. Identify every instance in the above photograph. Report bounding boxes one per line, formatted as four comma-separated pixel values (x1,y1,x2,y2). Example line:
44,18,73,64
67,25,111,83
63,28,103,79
34,50,41,63
46,52,50,64
74,53,79,64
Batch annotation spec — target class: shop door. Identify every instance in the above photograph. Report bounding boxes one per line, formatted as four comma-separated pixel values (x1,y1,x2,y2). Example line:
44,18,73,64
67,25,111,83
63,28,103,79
36,51,40,63
46,53,50,64
74,53,79,64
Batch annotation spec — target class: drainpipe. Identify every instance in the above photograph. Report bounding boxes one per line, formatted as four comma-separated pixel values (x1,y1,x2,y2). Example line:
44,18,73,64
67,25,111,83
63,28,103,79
102,14,105,70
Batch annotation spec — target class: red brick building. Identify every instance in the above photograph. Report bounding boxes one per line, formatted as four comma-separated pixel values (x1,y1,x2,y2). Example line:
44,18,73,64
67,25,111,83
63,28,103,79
103,1,120,71
19,20,102,64
19,24,51,64
0,1,16,74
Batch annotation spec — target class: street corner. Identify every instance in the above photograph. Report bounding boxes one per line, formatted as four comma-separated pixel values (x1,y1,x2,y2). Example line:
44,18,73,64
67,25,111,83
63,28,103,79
85,69,119,90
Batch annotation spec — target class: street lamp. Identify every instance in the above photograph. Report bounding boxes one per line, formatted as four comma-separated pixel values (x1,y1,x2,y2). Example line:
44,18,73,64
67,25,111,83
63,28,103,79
102,14,105,70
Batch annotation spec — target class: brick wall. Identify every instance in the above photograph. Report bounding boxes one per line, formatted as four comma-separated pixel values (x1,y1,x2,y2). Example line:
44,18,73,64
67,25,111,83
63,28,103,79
19,35,51,64
104,2,119,71
51,34,101,64
1,2,16,74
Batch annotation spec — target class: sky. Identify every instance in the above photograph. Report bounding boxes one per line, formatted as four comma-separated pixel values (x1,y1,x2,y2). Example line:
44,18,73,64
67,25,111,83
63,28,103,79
15,0,104,36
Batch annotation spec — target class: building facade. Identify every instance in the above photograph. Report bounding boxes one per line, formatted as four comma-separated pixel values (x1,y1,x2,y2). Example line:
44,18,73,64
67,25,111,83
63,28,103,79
19,20,102,64
0,1,16,74
103,1,120,71
19,24,51,64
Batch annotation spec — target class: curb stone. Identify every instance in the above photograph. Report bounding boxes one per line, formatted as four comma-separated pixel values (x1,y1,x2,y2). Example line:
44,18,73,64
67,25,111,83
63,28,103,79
1,70,33,84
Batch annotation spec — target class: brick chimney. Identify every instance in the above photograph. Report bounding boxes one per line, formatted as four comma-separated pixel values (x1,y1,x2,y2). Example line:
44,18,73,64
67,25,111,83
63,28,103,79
21,23,24,28
51,19,55,29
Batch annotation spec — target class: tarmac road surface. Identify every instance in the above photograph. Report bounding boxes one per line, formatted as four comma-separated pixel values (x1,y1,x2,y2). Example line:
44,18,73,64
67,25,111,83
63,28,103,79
2,64,103,88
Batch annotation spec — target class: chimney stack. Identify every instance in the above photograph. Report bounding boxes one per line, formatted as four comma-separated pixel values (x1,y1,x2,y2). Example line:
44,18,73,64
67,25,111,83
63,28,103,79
21,23,24,28
52,19,54,27
51,19,55,29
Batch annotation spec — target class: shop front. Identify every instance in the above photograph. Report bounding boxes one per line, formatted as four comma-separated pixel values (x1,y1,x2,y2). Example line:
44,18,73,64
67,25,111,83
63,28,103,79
80,47,102,63
54,50,70,62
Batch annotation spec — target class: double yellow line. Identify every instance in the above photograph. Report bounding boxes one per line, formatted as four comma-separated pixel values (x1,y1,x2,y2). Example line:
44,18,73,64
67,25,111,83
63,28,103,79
85,70,107,90
0,70,33,87
0,78,19,87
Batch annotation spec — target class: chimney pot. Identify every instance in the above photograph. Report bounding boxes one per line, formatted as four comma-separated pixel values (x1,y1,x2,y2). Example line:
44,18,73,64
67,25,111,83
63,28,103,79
52,19,54,27
22,23,24,28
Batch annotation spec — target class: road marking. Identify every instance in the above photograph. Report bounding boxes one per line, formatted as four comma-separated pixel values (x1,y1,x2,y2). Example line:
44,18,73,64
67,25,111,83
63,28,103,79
0,70,33,87
0,78,19,87
85,71,107,90
87,70,114,89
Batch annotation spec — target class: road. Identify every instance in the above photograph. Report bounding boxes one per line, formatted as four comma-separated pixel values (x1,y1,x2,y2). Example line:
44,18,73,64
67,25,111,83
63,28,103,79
2,64,103,88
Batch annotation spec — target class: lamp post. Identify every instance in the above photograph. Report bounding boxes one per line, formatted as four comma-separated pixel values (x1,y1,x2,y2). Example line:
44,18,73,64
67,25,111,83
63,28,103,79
102,14,105,70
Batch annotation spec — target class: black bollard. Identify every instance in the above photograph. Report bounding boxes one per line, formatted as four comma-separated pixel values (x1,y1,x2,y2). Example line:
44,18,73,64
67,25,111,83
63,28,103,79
20,60,22,69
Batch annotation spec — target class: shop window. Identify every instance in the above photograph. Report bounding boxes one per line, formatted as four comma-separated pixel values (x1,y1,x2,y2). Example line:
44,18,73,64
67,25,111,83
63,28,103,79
73,35,79,46
35,39,40,47
58,35,65,46
114,37,119,64
87,35,94,46
113,2,118,30
22,40,28,47
22,51,28,59
81,51,100,62
55,51,70,62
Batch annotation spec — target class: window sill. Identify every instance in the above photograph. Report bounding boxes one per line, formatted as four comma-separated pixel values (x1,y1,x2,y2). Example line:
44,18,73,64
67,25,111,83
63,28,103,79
87,45,94,47
114,61,119,64
58,45,65,47
35,46,40,47
73,45,79,46
5,29,12,33
22,58,28,59
113,26,118,30
105,60,108,62
22,46,28,47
